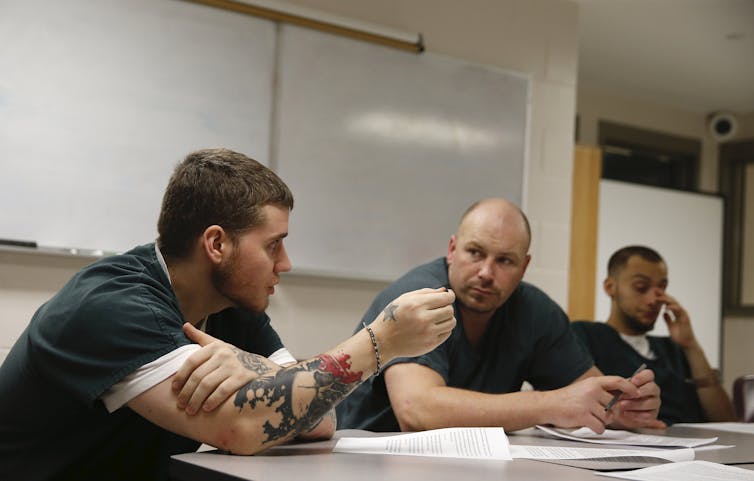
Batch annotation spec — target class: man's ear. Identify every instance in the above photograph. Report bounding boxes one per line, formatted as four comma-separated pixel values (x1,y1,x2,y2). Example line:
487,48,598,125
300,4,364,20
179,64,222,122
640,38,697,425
201,225,226,265
521,254,532,275
446,235,457,264
603,276,616,298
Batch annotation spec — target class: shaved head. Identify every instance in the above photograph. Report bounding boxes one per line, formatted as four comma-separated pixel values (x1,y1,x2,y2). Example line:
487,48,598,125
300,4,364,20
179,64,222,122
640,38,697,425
457,198,531,253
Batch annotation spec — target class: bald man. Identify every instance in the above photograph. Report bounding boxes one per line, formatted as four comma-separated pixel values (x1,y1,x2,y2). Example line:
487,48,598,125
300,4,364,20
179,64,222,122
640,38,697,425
337,198,663,433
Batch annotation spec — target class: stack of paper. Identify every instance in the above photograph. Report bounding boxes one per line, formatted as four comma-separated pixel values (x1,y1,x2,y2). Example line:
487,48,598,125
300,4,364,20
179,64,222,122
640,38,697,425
534,425,718,448
333,427,511,460
510,444,693,462
333,424,738,475
598,460,754,480
333,426,717,464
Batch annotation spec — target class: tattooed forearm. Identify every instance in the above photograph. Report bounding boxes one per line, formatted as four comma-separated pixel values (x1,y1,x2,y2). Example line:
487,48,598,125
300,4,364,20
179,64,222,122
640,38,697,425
233,353,362,444
382,303,399,322
321,409,337,427
231,347,274,375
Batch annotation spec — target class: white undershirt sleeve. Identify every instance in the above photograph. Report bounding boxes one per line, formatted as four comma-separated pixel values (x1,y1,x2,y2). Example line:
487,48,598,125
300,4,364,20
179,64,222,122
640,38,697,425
268,347,297,366
101,344,200,413
101,345,296,413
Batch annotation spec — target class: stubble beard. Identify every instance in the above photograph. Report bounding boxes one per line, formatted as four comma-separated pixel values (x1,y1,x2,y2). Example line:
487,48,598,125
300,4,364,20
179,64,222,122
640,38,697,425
211,258,268,314
616,294,656,334
457,285,504,317
622,313,654,334
615,288,656,334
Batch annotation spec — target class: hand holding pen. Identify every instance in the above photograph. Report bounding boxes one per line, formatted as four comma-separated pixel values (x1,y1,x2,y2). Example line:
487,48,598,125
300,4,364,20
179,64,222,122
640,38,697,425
603,363,666,430
605,363,647,412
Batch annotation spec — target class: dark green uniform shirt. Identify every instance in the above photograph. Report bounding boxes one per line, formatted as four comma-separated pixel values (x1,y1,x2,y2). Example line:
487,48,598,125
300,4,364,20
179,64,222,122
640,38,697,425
337,257,594,431
0,243,285,481
571,320,706,425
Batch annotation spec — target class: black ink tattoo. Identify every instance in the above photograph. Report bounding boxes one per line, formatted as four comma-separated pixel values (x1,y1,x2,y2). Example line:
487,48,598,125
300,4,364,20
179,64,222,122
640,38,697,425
302,406,336,433
382,303,399,322
233,353,362,444
232,347,273,375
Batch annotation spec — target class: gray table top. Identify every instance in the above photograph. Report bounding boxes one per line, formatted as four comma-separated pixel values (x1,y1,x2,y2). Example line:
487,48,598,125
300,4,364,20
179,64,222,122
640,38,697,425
170,425,754,481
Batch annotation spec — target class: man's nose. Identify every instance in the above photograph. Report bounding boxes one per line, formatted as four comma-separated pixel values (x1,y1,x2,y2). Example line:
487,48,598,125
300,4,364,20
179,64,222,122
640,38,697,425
648,287,663,305
276,244,292,273
478,260,494,280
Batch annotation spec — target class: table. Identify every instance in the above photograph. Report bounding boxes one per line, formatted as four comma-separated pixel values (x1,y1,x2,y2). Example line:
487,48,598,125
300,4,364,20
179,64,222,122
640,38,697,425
654,424,754,465
170,425,754,481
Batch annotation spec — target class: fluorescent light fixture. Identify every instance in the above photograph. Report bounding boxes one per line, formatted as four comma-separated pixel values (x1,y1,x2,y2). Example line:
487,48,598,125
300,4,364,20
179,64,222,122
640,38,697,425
183,0,424,53
347,111,501,149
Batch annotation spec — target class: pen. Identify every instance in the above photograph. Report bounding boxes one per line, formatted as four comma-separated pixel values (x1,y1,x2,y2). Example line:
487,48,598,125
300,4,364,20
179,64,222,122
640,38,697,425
604,362,647,412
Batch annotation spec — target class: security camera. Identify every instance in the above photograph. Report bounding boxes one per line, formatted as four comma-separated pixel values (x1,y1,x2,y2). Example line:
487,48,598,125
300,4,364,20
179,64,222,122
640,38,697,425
707,112,738,142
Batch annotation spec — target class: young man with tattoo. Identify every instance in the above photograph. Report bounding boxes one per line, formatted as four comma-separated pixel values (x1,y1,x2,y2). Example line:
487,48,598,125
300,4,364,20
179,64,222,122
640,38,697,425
338,198,665,434
0,148,456,481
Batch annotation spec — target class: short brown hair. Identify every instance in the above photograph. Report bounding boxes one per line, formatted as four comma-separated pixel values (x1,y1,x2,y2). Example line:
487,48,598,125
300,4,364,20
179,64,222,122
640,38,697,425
157,148,294,259
607,245,664,277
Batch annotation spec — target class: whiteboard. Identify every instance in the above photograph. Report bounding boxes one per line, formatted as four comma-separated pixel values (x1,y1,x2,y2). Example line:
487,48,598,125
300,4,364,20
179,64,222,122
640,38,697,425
594,180,723,367
0,3,529,279
0,0,275,253
276,25,528,280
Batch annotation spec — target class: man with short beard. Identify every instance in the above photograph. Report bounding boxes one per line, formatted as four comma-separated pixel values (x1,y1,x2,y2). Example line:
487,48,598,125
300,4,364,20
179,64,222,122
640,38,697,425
0,148,457,481
337,199,664,434
572,245,735,424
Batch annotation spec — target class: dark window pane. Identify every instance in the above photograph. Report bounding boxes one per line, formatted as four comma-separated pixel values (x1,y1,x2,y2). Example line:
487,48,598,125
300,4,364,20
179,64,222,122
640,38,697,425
597,121,700,192
602,149,696,190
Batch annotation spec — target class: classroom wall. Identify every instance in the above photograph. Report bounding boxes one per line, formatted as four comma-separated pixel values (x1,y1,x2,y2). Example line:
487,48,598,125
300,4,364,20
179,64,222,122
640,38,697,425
278,0,579,307
0,0,580,362
577,82,721,192
577,83,754,393
722,110,754,391
259,0,579,357
736,112,754,138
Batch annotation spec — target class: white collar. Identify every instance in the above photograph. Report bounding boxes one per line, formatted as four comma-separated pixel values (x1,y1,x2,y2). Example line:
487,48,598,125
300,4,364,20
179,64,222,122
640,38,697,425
154,244,172,286
619,332,656,360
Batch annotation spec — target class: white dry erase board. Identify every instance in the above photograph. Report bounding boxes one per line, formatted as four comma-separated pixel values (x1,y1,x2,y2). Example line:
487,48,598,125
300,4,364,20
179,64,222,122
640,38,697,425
0,0,275,253
593,180,723,367
275,25,528,280
0,0,529,281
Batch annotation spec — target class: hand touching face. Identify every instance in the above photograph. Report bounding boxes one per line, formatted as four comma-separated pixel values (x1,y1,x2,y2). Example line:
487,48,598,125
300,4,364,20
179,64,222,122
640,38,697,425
658,293,697,349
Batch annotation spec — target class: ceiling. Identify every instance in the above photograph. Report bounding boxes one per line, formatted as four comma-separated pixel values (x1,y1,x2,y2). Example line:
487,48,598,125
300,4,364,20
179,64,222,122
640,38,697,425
576,0,754,114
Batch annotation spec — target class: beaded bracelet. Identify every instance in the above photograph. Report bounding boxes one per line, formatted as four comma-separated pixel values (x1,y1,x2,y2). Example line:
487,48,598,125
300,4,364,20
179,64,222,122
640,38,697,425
362,321,381,375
